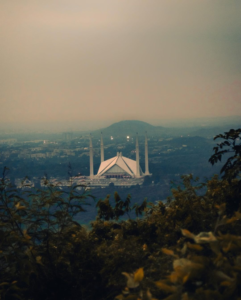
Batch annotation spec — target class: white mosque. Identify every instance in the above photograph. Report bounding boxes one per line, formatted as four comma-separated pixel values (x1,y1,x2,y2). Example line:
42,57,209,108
88,133,151,182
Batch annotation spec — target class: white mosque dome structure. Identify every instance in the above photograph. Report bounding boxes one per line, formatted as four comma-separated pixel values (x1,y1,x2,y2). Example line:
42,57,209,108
89,132,151,179
97,152,143,178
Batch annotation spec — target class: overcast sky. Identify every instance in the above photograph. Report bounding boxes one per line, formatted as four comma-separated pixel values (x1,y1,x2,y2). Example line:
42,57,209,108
0,0,241,130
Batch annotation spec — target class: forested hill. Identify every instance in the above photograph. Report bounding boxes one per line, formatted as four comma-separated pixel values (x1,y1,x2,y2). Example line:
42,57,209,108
91,120,163,136
91,119,241,138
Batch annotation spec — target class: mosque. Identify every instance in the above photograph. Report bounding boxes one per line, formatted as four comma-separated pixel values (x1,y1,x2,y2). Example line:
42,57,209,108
88,133,151,182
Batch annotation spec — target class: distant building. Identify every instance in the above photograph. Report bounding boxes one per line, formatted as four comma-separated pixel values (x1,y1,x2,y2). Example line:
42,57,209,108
0,139,17,144
31,153,46,159
63,132,73,142
88,132,151,181
97,151,143,178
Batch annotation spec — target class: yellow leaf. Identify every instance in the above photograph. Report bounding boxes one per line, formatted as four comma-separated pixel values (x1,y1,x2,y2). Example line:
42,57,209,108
15,202,20,209
125,295,140,300
155,281,176,293
122,272,139,288
168,272,180,284
36,256,42,264
173,258,203,273
134,268,144,282
222,241,232,253
15,203,25,210
187,242,203,251
146,289,153,300
215,203,226,215
173,258,191,270
115,294,124,300
181,229,195,239
213,253,223,265
215,271,234,282
181,243,187,255
163,295,180,300
182,293,189,300
220,281,232,287
23,229,31,240
122,287,129,295
143,244,148,251
194,232,217,244
18,206,26,210
210,242,220,255
234,211,241,219
183,273,190,284
225,216,238,224
0,282,9,286
161,248,177,257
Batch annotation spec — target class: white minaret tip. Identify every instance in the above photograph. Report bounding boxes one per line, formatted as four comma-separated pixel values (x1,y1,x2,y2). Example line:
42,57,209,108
100,132,104,163
89,134,94,178
135,133,140,177
145,131,150,176
89,134,93,147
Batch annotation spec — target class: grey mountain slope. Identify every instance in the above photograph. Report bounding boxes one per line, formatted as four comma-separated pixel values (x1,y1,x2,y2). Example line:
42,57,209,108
189,124,241,138
89,119,241,138
90,120,203,137
91,120,164,136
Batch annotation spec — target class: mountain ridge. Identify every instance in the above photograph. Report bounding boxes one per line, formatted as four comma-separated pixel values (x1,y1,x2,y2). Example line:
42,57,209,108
91,120,164,136
90,119,241,138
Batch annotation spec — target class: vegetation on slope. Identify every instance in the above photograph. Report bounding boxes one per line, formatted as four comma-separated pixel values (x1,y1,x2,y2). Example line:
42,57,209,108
0,129,240,300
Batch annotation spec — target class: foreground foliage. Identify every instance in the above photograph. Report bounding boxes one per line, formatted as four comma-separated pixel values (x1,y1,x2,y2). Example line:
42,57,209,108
118,206,241,300
0,129,240,300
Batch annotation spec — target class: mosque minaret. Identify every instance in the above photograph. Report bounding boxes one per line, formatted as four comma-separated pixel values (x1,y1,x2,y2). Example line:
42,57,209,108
89,133,151,179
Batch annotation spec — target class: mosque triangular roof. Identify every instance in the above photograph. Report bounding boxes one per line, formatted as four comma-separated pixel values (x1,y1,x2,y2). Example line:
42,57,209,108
97,153,142,177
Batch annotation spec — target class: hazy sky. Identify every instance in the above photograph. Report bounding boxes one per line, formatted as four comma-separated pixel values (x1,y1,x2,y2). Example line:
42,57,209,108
0,0,241,129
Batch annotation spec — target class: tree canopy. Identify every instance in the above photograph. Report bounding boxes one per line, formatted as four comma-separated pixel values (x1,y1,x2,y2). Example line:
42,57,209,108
0,129,241,300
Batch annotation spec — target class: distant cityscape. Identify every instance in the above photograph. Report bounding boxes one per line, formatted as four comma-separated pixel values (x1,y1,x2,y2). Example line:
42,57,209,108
1,119,239,194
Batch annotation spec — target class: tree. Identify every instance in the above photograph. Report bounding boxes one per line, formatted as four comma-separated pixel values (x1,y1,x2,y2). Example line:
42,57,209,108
142,176,152,186
209,128,241,181
0,167,97,300
209,128,241,214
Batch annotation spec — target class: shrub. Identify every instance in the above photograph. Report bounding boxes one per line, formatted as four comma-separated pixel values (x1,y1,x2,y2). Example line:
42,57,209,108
118,205,241,300
0,168,100,300
0,128,240,299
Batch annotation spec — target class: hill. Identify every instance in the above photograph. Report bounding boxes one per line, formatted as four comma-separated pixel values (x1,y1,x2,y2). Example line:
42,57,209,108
189,124,241,138
91,120,163,136
89,118,241,139
91,120,205,138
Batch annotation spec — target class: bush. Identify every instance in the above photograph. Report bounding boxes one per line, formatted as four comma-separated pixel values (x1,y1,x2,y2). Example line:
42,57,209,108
0,169,101,300
1,172,240,299
118,205,241,300
0,128,240,299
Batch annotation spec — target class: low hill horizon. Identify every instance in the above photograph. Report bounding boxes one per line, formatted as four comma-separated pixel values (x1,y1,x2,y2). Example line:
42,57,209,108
90,119,241,138
91,120,164,136
1,118,240,141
